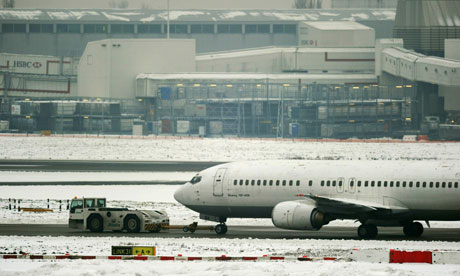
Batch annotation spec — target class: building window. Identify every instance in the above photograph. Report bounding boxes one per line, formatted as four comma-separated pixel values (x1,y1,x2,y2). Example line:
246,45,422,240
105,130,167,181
245,24,269,33
170,24,188,34
29,24,53,33
2,23,26,33
217,24,242,33
273,24,296,34
111,24,134,33
84,24,108,33
191,24,214,33
138,24,162,33
57,24,81,33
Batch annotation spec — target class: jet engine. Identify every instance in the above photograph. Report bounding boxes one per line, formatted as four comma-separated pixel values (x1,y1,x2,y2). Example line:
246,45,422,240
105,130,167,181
271,200,326,230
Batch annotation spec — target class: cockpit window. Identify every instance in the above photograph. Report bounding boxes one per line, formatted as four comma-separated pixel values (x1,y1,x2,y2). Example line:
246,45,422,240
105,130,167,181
190,175,202,184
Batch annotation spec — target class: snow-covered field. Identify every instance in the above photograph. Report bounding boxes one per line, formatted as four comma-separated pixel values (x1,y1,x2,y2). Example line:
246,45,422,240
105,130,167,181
1,135,460,275
1,135,459,161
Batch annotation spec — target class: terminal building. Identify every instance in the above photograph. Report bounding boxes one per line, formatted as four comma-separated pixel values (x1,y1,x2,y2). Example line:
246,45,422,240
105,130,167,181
1,0,460,139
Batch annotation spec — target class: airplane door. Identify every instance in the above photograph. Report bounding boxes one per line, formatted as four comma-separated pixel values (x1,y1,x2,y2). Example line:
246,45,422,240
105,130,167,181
213,168,227,197
337,178,344,193
348,178,356,193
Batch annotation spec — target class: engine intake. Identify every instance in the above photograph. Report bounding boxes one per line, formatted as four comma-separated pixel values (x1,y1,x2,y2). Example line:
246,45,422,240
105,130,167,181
271,200,326,230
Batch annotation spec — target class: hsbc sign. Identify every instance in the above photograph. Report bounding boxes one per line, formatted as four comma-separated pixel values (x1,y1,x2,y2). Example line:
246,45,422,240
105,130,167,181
12,60,43,69
0,53,75,75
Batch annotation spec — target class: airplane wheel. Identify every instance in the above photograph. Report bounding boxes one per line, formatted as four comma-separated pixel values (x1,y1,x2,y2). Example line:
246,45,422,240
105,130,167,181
357,224,378,239
403,222,423,237
214,223,227,235
183,226,189,232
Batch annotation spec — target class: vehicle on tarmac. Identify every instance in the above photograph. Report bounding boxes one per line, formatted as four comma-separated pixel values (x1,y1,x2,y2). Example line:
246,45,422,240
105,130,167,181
68,197,169,233
174,160,460,239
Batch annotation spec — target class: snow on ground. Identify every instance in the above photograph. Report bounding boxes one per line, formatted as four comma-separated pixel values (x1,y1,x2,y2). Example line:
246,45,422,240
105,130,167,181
0,171,193,183
2,260,459,276
1,135,460,275
1,135,460,161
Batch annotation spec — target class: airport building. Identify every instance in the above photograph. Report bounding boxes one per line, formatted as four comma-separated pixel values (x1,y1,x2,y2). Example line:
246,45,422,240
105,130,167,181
1,0,460,139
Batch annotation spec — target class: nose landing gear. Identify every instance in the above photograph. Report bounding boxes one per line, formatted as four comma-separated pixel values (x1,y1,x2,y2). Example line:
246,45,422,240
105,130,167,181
403,222,423,237
357,224,378,239
214,223,228,235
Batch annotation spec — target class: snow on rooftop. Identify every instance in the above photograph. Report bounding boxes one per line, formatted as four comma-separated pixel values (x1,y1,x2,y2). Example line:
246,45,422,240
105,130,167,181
304,21,372,30
101,11,130,22
0,8,396,22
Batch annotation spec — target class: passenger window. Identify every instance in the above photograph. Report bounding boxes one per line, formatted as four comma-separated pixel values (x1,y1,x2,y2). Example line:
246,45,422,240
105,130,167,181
435,182,440,188
289,180,293,186
251,180,255,186
296,180,300,186
377,181,381,187
326,180,330,187
332,180,336,187
423,182,427,188
276,180,280,186
282,180,286,186
448,182,452,188
257,180,261,186
442,182,446,188
239,180,243,185
416,182,420,188
390,181,394,187
455,182,459,188
384,181,388,187
308,180,312,186
364,181,368,187
357,181,361,187
263,180,267,186
234,180,237,186
245,180,249,186
371,181,375,187
338,181,342,187
350,181,354,187
409,181,413,188
269,180,273,186
429,182,433,188
396,181,400,187
402,181,406,188
321,180,324,186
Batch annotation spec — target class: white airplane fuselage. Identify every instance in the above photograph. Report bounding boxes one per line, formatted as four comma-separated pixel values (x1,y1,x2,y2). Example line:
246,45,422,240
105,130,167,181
174,160,460,232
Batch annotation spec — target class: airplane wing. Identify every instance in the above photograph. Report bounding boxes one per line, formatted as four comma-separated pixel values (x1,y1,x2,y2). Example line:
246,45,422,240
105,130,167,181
298,194,408,216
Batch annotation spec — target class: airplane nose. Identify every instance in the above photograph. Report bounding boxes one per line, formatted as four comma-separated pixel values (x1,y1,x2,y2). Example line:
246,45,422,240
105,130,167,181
174,186,185,204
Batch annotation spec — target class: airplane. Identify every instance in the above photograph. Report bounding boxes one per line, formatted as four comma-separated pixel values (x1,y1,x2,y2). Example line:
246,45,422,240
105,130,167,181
173,160,460,238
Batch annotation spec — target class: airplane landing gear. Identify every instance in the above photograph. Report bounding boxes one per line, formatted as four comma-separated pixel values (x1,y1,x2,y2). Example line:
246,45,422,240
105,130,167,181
357,224,378,239
214,223,228,235
403,222,423,237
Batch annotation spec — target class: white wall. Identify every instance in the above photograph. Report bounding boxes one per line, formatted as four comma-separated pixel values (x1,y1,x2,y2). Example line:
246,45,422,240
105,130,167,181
196,47,375,73
78,39,195,99
298,21,375,48
440,39,460,112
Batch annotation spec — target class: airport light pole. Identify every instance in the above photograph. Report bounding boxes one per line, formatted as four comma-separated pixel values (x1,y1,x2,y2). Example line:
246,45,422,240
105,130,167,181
167,0,170,39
